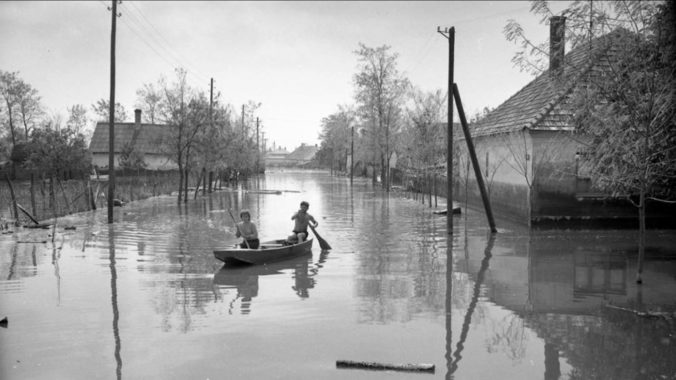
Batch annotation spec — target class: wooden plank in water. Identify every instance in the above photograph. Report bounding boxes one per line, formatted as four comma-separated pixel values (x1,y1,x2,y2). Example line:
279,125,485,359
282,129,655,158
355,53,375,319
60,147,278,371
336,360,435,373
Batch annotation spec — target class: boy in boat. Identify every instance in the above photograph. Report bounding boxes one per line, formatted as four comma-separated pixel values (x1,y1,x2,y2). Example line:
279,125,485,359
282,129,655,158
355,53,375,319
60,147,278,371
290,201,318,243
236,209,259,249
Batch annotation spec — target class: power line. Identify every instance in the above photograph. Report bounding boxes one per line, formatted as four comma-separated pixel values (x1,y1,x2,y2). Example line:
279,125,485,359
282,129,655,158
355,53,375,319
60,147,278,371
112,2,210,85
123,2,211,83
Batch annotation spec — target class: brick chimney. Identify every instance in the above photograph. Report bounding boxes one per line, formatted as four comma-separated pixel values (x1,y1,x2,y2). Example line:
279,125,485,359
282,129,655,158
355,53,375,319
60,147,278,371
134,109,142,126
549,16,566,76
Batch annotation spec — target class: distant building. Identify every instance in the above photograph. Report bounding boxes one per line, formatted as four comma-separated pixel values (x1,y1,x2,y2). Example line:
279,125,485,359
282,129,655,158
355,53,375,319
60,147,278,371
264,148,290,167
89,109,177,171
264,143,318,167
286,143,318,167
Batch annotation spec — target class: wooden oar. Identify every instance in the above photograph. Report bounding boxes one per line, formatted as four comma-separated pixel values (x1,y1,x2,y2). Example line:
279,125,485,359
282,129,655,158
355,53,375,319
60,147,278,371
309,224,331,250
227,209,250,249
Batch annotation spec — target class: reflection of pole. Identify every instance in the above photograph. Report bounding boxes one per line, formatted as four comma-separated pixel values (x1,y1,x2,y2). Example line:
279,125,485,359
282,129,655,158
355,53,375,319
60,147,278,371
108,226,122,380
453,84,497,233
444,243,453,379
437,26,455,235
449,233,495,375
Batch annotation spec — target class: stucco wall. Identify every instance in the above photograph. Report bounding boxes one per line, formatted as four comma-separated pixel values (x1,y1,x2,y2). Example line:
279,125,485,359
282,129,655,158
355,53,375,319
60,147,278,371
455,131,534,224
92,154,177,170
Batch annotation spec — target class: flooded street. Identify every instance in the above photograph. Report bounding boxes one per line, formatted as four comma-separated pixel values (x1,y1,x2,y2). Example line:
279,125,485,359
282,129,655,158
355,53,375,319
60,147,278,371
1,170,675,379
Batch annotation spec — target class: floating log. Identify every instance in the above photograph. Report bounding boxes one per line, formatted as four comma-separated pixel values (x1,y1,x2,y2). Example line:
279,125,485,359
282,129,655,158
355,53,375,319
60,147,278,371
0,316,7,327
336,360,435,373
246,190,282,195
23,223,51,229
433,207,461,215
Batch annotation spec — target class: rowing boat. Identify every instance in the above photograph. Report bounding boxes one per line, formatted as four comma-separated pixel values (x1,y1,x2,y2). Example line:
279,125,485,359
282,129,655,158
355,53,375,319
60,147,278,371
213,238,313,265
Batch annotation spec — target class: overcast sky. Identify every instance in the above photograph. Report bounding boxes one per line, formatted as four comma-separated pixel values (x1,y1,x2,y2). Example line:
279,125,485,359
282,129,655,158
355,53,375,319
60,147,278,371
0,1,573,151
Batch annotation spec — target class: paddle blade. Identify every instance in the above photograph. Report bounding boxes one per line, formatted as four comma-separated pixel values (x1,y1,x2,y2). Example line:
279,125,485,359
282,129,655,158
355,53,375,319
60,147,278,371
309,225,331,250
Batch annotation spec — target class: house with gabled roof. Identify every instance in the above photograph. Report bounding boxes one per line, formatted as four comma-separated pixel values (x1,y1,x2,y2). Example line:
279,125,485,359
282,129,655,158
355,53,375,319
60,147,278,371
89,109,177,171
456,16,674,227
286,143,318,167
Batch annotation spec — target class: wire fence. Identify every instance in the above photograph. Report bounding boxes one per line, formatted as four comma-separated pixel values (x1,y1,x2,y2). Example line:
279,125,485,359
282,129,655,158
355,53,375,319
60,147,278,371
1,170,181,227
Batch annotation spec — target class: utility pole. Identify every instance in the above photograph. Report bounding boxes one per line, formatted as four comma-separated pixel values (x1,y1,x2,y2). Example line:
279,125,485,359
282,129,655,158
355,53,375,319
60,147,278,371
107,0,120,224
438,26,455,235
350,126,354,185
207,78,213,194
209,78,213,123
256,117,260,174
241,104,246,134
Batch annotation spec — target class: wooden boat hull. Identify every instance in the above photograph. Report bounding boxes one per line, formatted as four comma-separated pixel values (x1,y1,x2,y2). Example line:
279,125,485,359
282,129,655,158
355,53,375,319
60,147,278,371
213,239,313,265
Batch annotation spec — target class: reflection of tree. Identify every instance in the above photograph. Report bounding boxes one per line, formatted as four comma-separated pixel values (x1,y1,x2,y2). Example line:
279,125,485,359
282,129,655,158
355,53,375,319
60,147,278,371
355,202,449,324
528,309,676,380
485,314,527,362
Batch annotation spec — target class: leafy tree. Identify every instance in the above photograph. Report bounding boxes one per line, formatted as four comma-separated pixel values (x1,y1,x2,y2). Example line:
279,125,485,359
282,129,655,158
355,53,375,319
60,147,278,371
353,43,409,190
316,106,355,172
17,82,43,139
156,68,210,203
401,88,446,170
135,82,162,123
118,143,147,171
506,0,676,281
1,71,23,147
66,104,92,144
91,98,128,122
24,121,90,177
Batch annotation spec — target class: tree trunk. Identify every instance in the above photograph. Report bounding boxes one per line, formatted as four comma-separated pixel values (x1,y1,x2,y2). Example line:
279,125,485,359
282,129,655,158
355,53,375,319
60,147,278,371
202,167,207,196
183,167,189,203
636,189,646,284
208,171,213,193
50,176,56,243
177,162,184,203
5,174,20,226
30,172,37,218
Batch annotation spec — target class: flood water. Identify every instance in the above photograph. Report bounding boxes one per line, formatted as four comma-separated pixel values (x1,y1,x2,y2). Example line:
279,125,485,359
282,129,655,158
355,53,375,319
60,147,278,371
1,170,675,380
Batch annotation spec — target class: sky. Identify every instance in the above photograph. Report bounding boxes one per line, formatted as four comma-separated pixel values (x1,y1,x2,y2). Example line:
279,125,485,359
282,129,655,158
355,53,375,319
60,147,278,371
0,1,573,151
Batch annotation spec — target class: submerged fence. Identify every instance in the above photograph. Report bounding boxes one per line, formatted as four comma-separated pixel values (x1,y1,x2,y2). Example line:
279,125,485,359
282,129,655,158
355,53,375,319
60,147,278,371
1,170,180,226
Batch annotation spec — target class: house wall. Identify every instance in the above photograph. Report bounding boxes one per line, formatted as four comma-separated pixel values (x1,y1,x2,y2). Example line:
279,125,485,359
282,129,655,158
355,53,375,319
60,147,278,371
92,153,177,170
455,131,533,224
456,130,676,227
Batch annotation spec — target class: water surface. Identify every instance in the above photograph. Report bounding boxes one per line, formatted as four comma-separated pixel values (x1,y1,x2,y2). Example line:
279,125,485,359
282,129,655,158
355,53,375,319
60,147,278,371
1,170,675,379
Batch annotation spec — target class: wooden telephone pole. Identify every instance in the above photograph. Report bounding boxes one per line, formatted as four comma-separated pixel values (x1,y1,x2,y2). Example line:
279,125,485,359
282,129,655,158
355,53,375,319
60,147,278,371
438,26,455,235
107,0,120,224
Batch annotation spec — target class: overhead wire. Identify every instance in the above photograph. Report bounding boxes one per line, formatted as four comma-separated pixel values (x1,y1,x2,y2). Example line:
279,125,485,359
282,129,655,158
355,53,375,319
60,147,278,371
117,2,211,85
125,1,211,84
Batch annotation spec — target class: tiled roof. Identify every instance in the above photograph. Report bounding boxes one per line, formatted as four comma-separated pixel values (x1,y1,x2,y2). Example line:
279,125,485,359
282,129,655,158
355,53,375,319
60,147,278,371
89,122,172,154
469,29,628,138
286,144,318,161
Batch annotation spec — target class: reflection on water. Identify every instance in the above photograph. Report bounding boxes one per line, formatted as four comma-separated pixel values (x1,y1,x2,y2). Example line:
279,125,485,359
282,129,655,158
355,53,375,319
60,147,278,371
213,251,330,314
0,170,674,379
108,225,122,380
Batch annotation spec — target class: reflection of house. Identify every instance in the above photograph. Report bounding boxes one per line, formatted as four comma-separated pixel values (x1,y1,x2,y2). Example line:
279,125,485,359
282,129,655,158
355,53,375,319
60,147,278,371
89,109,176,170
456,17,675,226
458,226,676,379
